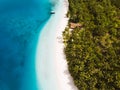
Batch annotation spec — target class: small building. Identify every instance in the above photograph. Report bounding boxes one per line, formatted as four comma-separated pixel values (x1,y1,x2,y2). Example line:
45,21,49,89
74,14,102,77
69,22,82,29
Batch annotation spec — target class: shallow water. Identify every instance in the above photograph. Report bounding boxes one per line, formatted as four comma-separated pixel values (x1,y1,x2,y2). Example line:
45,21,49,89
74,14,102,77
0,0,52,90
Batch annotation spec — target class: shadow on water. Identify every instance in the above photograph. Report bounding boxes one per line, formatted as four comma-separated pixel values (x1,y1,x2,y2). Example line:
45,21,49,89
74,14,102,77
0,0,52,90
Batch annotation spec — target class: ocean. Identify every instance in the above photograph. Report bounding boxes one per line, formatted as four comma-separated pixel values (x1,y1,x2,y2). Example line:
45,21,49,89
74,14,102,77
0,0,52,90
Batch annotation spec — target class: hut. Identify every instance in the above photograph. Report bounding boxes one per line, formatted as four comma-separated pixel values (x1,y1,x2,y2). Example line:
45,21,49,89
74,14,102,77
69,22,82,29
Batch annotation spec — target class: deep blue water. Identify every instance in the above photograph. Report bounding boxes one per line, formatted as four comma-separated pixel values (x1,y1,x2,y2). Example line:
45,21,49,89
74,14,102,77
0,0,52,90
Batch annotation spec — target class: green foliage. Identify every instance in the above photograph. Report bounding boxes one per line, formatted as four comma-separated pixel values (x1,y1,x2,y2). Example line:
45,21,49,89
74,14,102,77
111,0,120,8
63,0,120,90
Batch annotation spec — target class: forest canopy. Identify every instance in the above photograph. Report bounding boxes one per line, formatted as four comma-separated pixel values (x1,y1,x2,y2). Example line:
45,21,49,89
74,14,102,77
63,0,120,90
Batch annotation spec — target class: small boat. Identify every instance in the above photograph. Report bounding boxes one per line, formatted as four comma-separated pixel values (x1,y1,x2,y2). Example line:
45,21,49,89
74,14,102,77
50,11,55,14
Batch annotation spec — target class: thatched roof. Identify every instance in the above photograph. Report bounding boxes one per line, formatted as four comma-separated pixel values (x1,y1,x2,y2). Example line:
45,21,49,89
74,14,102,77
70,22,82,29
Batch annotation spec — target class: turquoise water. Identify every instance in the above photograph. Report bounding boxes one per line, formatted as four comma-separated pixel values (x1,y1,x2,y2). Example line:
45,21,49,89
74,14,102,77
0,0,52,90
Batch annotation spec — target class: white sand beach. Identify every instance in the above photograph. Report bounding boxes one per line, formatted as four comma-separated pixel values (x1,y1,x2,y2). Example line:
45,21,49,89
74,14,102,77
36,0,78,90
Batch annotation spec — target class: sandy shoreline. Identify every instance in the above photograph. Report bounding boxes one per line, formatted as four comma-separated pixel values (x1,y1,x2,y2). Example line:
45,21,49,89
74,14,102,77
36,0,78,90
55,0,78,90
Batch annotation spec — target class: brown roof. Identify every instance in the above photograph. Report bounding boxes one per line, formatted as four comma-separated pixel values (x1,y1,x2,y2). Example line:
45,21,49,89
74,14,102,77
70,22,82,29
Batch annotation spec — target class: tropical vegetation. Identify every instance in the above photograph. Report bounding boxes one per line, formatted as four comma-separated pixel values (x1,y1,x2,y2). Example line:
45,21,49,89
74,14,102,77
63,0,120,90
